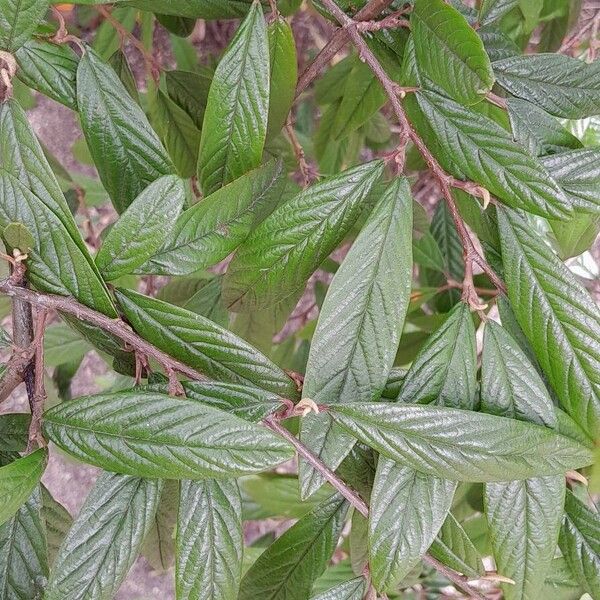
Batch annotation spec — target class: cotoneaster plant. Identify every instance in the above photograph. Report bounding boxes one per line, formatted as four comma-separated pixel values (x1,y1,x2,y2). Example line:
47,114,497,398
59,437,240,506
0,1,598,599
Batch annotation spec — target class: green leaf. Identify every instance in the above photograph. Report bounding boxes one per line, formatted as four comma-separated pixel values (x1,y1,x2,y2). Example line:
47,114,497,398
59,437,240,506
43,323,92,367
0,0,49,51
40,485,72,568
0,413,30,452
309,577,366,600
114,288,298,398
108,49,139,103
411,0,494,105
126,0,261,19
542,557,584,600
409,90,572,219
197,1,269,195
92,7,136,60
149,89,201,178
95,175,186,280
142,479,178,571
139,160,286,276
42,390,294,479
45,473,161,600
493,53,600,119
299,178,413,497
0,487,48,600
156,13,196,37
183,277,229,327
77,48,174,213
267,17,297,139
540,149,600,212
507,98,582,156
429,513,483,578
15,39,78,109
369,460,456,591
239,494,348,600
479,0,518,25
550,213,600,260
315,55,356,105
223,160,384,312
0,450,46,527
328,403,593,482
240,474,333,520
559,490,600,598
183,381,283,422
497,207,600,439
397,303,477,408
177,478,242,600
166,68,212,130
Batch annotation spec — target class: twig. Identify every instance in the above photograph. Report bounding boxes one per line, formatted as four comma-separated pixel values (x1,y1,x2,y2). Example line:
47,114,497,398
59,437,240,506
49,6,86,53
356,14,410,32
27,310,47,451
318,0,507,306
486,91,507,109
295,0,396,98
285,117,311,187
96,6,160,83
0,342,36,403
423,554,487,600
0,278,210,384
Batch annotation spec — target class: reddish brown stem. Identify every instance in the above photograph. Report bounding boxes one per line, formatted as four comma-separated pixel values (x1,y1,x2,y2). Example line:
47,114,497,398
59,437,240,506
27,310,47,451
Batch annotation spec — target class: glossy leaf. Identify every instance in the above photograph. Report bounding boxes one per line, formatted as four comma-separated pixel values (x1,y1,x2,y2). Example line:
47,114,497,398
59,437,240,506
429,513,483,578
412,0,494,104
369,460,455,590
197,1,269,195
0,487,48,600
77,48,174,213
223,160,384,312
239,494,348,600
0,413,30,452
410,90,572,219
177,478,242,600
550,213,600,260
42,390,294,479
540,149,600,212
299,178,413,497
397,303,477,408
95,175,186,280
166,68,212,129
0,0,49,51
142,480,178,571
15,40,78,109
0,450,46,528
329,403,593,482
139,160,286,276
309,577,366,600
267,17,297,139
149,89,201,178
498,207,600,439
45,473,161,600
114,288,298,398
493,53,600,119
558,490,600,598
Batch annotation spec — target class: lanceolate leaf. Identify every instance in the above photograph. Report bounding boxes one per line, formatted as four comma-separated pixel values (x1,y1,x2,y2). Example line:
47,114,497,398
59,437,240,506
197,1,269,195
493,53,600,119
15,40,78,109
41,485,72,568
45,473,162,600
177,478,242,600
139,160,287,276
497,207,600,439
409,90,572,219
95,175,186,280
369,461,456,591
42,391,294,479
77,48,174,213
223,160,384,312
114,288,298,398
238,494,349,600
0,487,48,600
540,149,600,212
397,303,477,408
429,513,483,578
142,480,178,571
300,178,413,497
267,17,297,139
559,490,600,598
309,578,366,600
412,0,494,105
328,403,592,482
0,0,49,51
0,449,46,527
